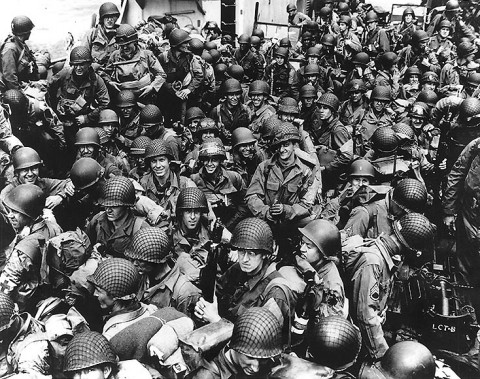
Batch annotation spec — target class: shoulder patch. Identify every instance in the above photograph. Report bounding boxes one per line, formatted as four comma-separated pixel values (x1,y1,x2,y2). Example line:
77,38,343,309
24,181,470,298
369,282,380,301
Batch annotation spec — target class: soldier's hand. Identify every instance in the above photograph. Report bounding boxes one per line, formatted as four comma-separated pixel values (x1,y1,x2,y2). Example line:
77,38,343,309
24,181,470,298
194,297,221,323
45,195,63,209
65,179,75,197
176,89,191,100
109,82,121,92
139,85,154,98
270,203,284,216
75,115,87,126
443,215,456,235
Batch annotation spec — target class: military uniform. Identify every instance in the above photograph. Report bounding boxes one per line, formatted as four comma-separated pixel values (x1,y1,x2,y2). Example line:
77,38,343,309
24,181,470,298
84,24,118,67
210,102,251,136
233,48,263,83
264,62,300,100
247,102,275,135
361,27,391,56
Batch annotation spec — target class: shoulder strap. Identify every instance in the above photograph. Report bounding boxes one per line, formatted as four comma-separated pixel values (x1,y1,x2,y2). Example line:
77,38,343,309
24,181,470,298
133,217,144,235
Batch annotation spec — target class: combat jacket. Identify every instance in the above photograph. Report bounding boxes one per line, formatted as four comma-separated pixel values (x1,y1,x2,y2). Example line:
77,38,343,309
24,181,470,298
246,153,320,222
159,49,203,95
335,30,362,58
119,109,141,143
343,236,396,360
231,148,268,187
439,62,467,97
84,24,118,67
428,34,455,63
357,108,396,155
397,45,440,75
0,35,38,91
233,48,262,83
247,102,275,135
0,176,67,205
210,102,251,135
264,62,299,100
47,66,110,124
0,218,62,312
103,302,157,340
374,71,400,100
338,98,368,133
361,27,390,56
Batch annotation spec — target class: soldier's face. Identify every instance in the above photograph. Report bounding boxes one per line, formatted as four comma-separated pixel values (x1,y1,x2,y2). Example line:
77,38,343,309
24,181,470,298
350,90,363,103
307,56,319,65
302,97,315,108
201,130,217,142
279,113,295,122
77,145,97,159
372,100,387,113
181,209,201,231
120,42,136,59
103,15,118,29
132,259,156,276
150,156,170,178
202,157,221,175
238,249,264,274
142,124,161,137
409,75,420,86
17,166,39,184
4,206,31,231
72,365,111,379
72,62,90,77
102,123,116,139
93,287,115,310
305,74,318,86
422,83,436,92
404,14,413,23
238,142,255,160
105,205,128,222
239,43,250,54
299,236,322,264
440,27,450,38
250,94,265,108
278,141,295,161
351,177,370,191
367,21,377,31
410,115,425,130
275,56,285,65
339,22,348,32
177,41,190,54
189,118,201,133
318,105,333,120
119,106,134,119
226,93,241,107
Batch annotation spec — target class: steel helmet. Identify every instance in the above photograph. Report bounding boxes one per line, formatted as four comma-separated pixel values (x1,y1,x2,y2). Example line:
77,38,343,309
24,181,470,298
392,122,415,140
0,293,16,333
459,98,480,124
306,46,321,57
176,187,208,213
186,107,206,122
214,63,227,80
75,128,100,147
232,127,256,148
221,35,233,45
438,20,452,30
278,97,299,114
252,28,265,39
352,52,370,66
308,316,362,370
272,122,300,147
196,117,219,136
99,2,120,19
349,159,375,179
189,38,204,55
392,178,427,213
226,65,244,81
378,52,398,69
126,227,172,264
238,34,251,45
115,89,136,108
3,184,45,220
321,34,335,47
300,84,317,99
337,2,350,13
140,104,163,126
201,51,213,64
347,79,367,93
249,80,270,96
231,307,282,358
169,29,191,48
393,213,436,252
144,139,174,160
98,109,119,125
338,15,352,26
279,38,291,48
88,258,140,299
318,93,340,112
64,331,117,373
457,41,477,59
421,71,439,85
303,21,319,32
261,116,281,138
445,0,460,12
129,136,151,156
371,127,398,154
364,10,379,23
319,7,333,18
221,78,242,95
3,89,28,113
467,72,480,87
70,46,92,65
274,47,289,59
417,90,438,107
403,7,415,16
204,41,217,51
11,16,34,35
411,30,429,45
250,36,261,48
12,147,42,171
371,86,391,102
209,49,220,64
304,63,321,76
299,219,341,257
116,24,138,46
101,176,136,207
231,217,273,254
199,138,227,160
404,66,421,79
70,158,103,190
409,102,429,119
286,3,297,12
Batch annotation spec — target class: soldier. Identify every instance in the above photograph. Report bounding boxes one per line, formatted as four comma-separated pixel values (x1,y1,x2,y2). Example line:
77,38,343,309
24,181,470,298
0,184,62,312
397,31,440,76
428,20,455,65
97,108,127,158
86,176,147,258
343,213,436,360
185,106,206,136
339,79,368,134
114,89,141,145
234,34,263,84
374,52,401,101
395,7,420,50
128,135,151,181
361,11,390,57
335,15,362,60
247,80,275,135
287,3,312,26
84,2,120,68
420,71,439,94
0,16,38,91
344,52,375,91
264,47,300,100
301,63,331,95
399,66,422,100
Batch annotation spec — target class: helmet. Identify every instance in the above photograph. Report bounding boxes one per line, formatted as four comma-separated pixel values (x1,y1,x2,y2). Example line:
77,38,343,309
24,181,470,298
88,258,139,299
221,78,242,94
99,2,120,19
378,52,398,69
98,109,119,125
0,293,15,333
445,0,460,12
349,159,375,178
409,102,429,119
371,127,398,154
176,187,208,212
250,36,261,48
130,136,151,156
116,24,138,45
438,20,452,30
70,46,92,65
126,227,172,264
189,38,204,55
304,63,321,76
392,122,415,140
338,15,352,26
261,116,281,138
457,41,477,59
196,117,219,135
12,147,42,171
459,98,480,123
309,316,362,370
201,51,213,64
272,122,300,147
186,107,206,122
303,21,319,32
306,46,321,57
11,16,34,35
3,184,45,220
279,37,291,48
64,331,117,373
140,104,163,126
144,139,174,160
321,34,335,47
214,63,227,79
274,47,289,59
371,86,391,101
467,72,480,87
405,66,421,78
347,79,367,93
301,32,313,42
411,30,429,46
230,307,282,358
199,139,227,160
169,29,191,48
319,7,333,18
375,341,435,379
226,65,244,81
231,217,273,254
278,97,299,114
238,34,251,45
249,80,270,96
393,213,436,252
421,71,439,85
232,127,256,148
252,28,265,39
392,178,427,213
75,128,100,147
3,89,29,112
209,49,220,64
352,52,370,66
204,41,217,51
318,93,339,112
337,2,350,13
204,21,220,32
115,90,136,108
102,176,135,207
364,11,379,23
70,158,103,190
417,90,438,107
403,7,415,16
299,220,341,257
286,3,297,12
300,84,317,99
